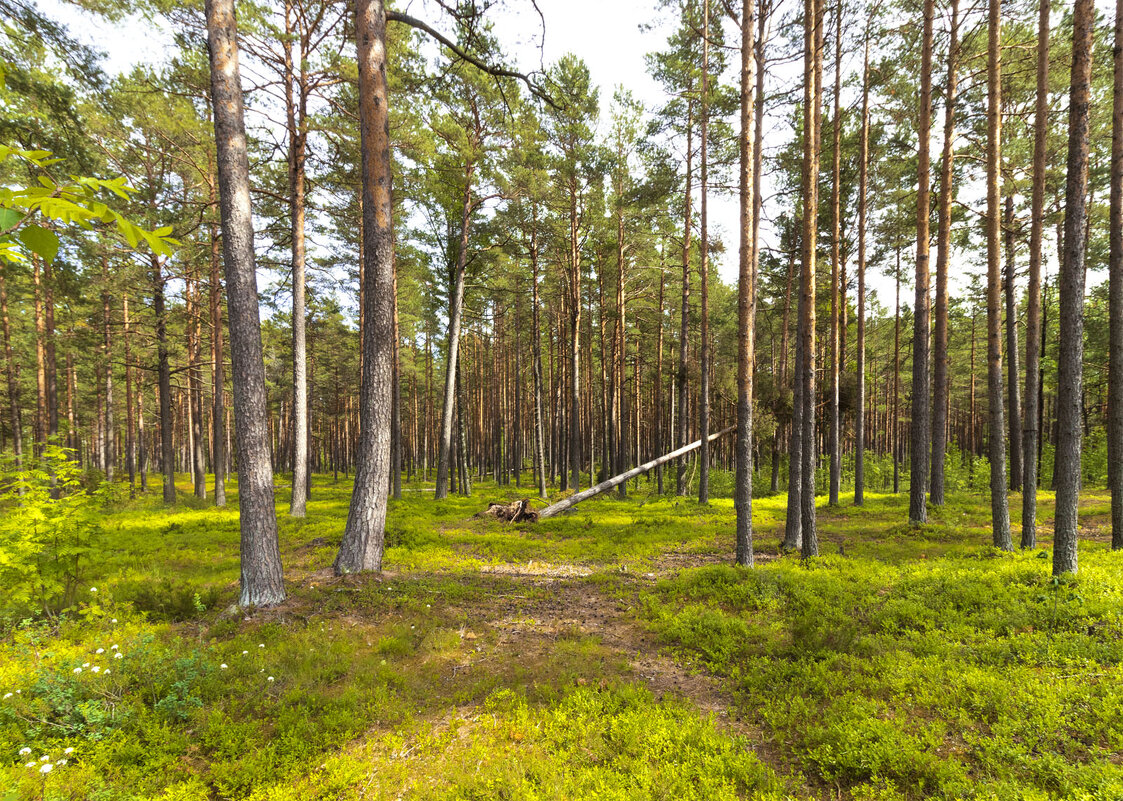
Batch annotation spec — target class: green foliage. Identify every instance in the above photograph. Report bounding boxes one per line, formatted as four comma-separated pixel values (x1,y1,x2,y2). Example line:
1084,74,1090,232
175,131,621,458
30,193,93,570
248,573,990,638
0,144,179,263
0,445,112,620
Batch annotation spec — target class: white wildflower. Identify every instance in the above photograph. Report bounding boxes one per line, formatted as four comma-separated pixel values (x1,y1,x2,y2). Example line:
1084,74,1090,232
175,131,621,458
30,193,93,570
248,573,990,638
82,662,89,668
91,666,100,674
57,758,67,766
39,755,49,762
110,618,117,623
113,652,123,659
3,693,11,699
19,747,31,755
242,650,248,656
258,643,265,649
103,669,110,675
63,748,74,755
220,664,228,669
267,676,274,682
110,644,118,651
73,668,81,674
89,587,97,594
39,763,53,774
25,762,35,768
95,648,104,654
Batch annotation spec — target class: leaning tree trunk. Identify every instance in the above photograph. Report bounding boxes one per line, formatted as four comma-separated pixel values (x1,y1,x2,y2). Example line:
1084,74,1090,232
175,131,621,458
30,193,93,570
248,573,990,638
541,427,734,519
985,0,1012,550
334,0,396,574
735,0,757,566
206,0,286,605
1053,0,1094,576
909,0,934,525
930,0,959,508
1110,0,1123,550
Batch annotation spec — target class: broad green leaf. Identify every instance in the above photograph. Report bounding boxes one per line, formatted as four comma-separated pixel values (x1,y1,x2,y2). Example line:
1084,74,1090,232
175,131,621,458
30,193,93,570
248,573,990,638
18,224,59,262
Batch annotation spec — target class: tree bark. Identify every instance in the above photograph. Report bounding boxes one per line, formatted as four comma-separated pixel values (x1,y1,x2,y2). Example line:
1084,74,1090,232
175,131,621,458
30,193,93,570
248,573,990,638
1053,0,1094,576
828,0,842,508
699,0,712,505
735,0,757,566
1110,0,1123,550
286,0,310,517
541,427,734,519
909,0,934,524
677,99,694,496
209,170,227,507
799,0,821,557
855,31,871,506
985,0,1012,549
435,168,473,499
1003,194,1022,493
206,0,286,605
335,0,396,574
0,262,21,471
530,207,548,500
930,0,958,507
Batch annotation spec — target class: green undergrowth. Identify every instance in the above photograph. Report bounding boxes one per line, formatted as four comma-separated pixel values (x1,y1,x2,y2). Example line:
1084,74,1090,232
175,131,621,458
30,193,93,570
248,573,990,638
3,469,1121,799
641,530,1123,800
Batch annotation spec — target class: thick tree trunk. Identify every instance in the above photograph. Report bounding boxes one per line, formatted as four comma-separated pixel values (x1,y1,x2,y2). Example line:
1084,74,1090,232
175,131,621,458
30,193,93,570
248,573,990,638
1003,195,1022,493
930,0,959,507
735,0,757,566
985,0,1012,549
1053,0,1094,576
335,0,396,574
206,0,286,605
1110,0,1123,550
909,0,934,524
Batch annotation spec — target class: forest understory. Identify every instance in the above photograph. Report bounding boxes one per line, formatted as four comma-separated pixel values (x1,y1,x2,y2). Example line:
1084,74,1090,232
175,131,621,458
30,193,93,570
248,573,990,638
3,472,1122,801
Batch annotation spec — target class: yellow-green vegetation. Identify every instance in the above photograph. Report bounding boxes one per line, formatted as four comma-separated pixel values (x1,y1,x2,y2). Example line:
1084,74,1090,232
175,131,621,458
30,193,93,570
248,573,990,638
2,468,1121,800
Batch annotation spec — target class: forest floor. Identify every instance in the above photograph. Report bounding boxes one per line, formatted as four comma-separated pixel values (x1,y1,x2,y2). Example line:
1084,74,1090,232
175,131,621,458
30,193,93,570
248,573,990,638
3,472,1123,800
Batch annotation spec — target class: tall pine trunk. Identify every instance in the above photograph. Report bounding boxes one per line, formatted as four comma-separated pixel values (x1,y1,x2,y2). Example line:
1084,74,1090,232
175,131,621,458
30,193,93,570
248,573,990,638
827,0,842,507
1022,0,1049,547
1053,0,1094,576
930,0,959,507
855,31,871,506
205,0,286,605
1003,195,1022,492
1109,0,1123,550
335,0,396,573
909,0,934,524
985,0,1012,549
699,0,712,504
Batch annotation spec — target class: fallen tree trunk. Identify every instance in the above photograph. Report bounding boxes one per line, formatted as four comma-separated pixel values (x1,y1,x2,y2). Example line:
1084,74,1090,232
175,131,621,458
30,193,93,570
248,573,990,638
538,426,735,519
